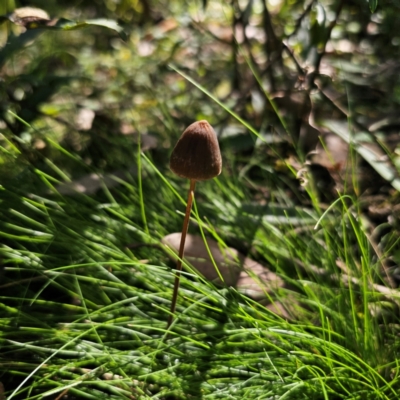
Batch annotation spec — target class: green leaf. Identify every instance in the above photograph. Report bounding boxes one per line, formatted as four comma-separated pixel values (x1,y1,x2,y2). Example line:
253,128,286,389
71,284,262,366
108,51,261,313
51,18,126,40
0,7,126,40
0,30,43,68
368,0,378,12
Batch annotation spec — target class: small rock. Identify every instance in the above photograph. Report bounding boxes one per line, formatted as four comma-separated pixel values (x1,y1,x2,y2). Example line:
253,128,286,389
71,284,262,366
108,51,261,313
162,233,284,298
162,233,241,286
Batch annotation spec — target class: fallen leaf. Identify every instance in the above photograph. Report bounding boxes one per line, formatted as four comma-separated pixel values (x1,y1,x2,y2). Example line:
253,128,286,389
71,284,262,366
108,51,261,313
7,7,50,26
306,133,350,193
308,134,349,171
320,119,400,192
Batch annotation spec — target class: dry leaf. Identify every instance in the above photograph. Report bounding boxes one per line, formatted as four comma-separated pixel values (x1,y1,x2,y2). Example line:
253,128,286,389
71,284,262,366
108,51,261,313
8,7,50,26
308,134,349,171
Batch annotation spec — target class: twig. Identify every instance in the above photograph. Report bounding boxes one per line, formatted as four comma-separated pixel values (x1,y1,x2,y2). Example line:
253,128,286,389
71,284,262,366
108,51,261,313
308,0,345,88
282,42,306,82
287,0,316,39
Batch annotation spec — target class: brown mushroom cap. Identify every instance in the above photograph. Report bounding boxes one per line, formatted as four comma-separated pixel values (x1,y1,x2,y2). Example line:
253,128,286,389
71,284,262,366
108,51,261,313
170,120,222,181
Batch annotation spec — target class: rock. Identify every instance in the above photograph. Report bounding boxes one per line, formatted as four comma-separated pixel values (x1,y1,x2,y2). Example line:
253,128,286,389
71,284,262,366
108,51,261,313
162,233,241,286
162,233,284,298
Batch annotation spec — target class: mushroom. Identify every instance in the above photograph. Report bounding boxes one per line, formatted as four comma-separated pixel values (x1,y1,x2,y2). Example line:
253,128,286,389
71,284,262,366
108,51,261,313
167,120,222,329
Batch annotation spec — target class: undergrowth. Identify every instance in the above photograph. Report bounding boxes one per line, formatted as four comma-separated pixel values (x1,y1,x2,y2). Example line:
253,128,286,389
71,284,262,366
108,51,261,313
1,131,399,399
1,1,400,399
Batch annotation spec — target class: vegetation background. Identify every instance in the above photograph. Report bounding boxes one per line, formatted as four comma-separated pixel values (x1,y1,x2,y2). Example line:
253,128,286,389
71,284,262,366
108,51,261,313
1,0,400,398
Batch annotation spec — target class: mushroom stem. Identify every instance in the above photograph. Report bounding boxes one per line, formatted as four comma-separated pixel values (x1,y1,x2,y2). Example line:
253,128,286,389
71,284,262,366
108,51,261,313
167,178,196,329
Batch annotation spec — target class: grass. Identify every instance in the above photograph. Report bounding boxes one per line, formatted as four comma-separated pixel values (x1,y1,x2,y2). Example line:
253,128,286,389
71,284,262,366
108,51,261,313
1,2,400,398
1,116,400,399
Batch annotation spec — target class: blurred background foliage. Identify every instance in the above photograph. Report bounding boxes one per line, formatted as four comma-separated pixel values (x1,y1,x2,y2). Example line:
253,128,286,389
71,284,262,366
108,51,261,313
1,0,400,189
1,0,400,258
